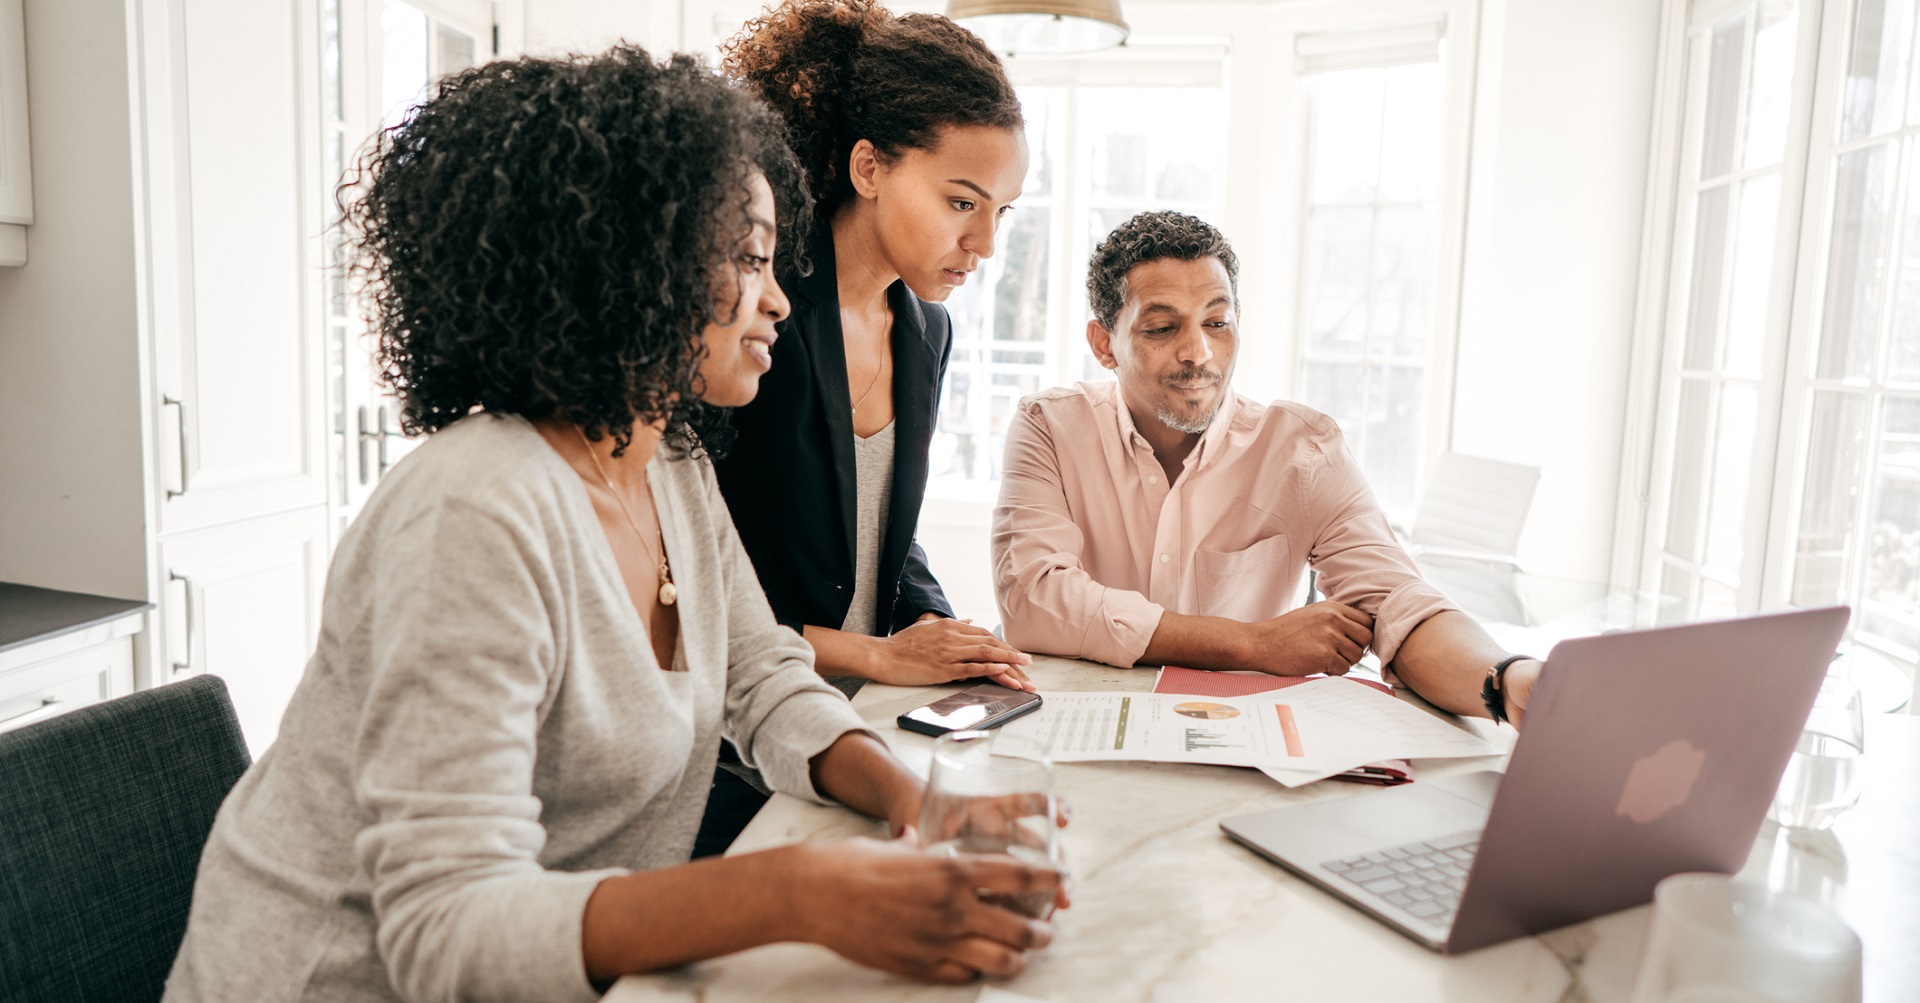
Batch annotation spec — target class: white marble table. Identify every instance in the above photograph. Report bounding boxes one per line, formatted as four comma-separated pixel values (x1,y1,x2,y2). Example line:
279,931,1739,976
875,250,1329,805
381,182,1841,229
608,658,1918,1003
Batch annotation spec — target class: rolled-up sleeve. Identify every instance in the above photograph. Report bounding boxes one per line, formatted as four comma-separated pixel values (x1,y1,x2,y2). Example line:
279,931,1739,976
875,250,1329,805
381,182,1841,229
706,465,875,802
353,501,620,1003
992,400,1164,667
1302,423,1457,666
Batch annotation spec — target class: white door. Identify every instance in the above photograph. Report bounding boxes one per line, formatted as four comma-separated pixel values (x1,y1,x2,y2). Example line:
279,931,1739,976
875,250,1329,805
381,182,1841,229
149,0,330,536
329,0,493,533
159,507,329,754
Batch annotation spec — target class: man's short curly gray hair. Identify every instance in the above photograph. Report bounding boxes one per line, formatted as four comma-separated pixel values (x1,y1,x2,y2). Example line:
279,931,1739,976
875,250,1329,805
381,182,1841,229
1086,211,1240,328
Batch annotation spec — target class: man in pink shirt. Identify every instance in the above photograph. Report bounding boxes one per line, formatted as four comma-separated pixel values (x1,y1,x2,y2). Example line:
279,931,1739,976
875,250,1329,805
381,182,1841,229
991,211,1540,726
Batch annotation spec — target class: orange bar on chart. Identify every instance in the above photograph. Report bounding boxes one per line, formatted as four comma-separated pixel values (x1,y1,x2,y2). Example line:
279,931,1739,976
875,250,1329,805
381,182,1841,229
1274,704,1304,757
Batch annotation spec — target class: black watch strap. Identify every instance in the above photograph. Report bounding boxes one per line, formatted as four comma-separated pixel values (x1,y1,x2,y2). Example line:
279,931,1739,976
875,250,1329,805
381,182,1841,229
1480,654,1534,726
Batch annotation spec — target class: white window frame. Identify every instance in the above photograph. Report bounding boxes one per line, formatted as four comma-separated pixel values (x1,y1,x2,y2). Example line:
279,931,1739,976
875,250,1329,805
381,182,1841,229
1280,9,1473,523
1121,0,1477,527
1620,0,1824,613
1626,0,1920,707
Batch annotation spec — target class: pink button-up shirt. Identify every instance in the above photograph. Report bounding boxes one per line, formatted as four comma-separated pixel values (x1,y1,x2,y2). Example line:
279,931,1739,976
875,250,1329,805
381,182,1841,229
991,381,1456,669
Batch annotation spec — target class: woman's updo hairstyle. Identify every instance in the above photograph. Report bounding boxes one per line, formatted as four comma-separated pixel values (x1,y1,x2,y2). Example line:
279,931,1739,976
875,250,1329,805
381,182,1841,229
723,0,1022,230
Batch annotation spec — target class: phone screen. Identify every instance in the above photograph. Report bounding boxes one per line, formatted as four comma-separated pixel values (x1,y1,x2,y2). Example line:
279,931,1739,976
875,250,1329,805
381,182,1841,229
899,683,1041,734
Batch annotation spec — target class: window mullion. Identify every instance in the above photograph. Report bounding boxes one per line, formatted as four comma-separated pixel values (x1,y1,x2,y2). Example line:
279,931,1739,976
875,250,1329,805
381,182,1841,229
1759,0,1848,612
1635,23,1717,596
1737,0,1831,611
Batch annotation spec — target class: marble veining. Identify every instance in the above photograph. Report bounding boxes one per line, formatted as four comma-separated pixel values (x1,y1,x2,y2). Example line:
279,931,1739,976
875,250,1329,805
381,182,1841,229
608,659,1917,1003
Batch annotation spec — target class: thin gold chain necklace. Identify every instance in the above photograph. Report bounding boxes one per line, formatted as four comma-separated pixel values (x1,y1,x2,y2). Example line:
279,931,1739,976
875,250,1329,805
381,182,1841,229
577,427,677,607
851,334,887,415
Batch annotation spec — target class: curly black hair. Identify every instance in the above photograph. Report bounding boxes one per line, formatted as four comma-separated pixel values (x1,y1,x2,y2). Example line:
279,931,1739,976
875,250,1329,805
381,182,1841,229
722,0,1022,227
342,46,812,457
1086,211,1241,328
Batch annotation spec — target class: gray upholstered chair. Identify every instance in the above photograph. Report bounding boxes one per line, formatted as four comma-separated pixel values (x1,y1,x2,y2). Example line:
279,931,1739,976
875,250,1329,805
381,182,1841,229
0,674,251,1002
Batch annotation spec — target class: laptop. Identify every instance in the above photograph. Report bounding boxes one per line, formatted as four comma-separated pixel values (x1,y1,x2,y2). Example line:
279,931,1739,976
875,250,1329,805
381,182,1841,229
1219,606,1850,954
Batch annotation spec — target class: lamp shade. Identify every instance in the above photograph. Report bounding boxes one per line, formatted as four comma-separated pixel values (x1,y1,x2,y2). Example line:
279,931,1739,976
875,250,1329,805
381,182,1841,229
948,0,1128,55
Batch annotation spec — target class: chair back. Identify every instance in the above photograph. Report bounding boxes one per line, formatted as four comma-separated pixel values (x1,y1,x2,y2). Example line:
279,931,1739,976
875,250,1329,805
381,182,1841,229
0,674,251,1003
1408,452,1542,563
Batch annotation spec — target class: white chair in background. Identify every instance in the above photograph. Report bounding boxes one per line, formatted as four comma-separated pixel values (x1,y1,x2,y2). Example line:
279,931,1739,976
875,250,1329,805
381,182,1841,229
1402,453,1542,627
1405,452,1542,571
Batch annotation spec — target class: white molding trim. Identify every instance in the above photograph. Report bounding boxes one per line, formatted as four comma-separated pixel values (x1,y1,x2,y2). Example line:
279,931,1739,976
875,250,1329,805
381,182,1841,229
0,0,32,229
1612,0,1691,592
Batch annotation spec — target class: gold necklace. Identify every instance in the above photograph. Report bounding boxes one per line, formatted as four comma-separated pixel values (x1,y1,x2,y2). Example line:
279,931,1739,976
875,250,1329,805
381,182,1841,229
851,336,887,415
577,427,677,607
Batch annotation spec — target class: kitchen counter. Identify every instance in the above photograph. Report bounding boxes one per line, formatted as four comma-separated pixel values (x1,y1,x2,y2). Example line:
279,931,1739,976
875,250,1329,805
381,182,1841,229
0,582,151,655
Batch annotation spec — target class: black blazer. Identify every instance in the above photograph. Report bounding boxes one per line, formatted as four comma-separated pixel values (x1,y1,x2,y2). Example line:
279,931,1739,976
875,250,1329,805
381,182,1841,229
714,233,956,637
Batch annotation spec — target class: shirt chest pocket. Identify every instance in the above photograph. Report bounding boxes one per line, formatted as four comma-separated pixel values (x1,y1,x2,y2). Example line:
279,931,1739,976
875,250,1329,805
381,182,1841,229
1192,534,1294,623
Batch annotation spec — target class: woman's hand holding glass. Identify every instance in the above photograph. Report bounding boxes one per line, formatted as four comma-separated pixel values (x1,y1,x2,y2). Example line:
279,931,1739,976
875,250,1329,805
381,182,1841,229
873,614,1035,691
917,731,1070,920
789,832,1063,983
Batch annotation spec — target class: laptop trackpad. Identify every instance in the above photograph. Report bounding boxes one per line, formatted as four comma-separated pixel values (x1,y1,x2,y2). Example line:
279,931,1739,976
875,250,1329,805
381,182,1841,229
1223,770,1504,865
1303,771,1500,850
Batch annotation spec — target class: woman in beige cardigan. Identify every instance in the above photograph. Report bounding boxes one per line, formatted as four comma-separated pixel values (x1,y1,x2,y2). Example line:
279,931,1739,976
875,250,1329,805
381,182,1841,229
163,47,1062,1003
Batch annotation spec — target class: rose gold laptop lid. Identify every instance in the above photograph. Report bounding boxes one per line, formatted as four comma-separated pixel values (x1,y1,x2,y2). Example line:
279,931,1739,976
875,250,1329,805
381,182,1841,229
1445,605,1851,953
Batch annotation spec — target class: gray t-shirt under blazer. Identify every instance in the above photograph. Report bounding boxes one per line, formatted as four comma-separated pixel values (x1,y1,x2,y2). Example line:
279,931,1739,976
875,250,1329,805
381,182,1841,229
838,420,896,638
163,412,870,1003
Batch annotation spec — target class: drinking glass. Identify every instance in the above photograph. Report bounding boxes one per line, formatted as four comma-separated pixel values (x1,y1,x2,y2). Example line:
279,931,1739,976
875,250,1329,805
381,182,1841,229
919,729,1062,919
1769,675,1865,830
1629,873,1861,1003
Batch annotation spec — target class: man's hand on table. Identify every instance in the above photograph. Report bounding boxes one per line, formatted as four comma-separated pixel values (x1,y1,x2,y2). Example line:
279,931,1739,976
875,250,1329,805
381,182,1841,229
1143,603,1375,676
1501,658,1544,730
1243,601,1375,676
782,835,1065,983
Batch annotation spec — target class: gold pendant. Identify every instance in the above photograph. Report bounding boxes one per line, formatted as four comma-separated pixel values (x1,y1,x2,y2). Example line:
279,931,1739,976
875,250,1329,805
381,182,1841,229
658,580,678,606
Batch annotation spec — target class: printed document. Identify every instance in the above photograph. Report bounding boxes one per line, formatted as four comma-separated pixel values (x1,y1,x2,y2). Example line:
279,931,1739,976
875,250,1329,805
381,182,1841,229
998,678,1498,786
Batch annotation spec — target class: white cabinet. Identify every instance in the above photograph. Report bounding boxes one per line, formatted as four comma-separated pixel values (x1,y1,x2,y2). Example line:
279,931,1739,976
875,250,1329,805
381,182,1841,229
144,0,328,535
0,0,329,746
0,0,500,751
159,508,328,753
0,0,31,266
0,617,142,736
131,0,330,748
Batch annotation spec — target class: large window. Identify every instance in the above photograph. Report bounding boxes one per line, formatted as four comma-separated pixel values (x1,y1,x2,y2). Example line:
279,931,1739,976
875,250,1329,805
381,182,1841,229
929,64,1229,500
1643,0,1806,616
1293,56,1447,520
1639,0,1920,701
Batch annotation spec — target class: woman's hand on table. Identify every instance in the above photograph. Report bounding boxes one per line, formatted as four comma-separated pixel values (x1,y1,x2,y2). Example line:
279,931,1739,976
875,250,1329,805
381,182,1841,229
784,835,1064,983
870,615,1036,692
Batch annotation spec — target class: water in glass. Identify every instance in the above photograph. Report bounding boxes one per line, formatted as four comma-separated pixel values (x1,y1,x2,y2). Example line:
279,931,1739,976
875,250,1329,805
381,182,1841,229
919,730,1061,920
1769,676,1864,831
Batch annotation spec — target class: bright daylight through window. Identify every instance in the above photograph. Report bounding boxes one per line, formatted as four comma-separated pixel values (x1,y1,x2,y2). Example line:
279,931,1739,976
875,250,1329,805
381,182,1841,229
1645,0,1920,690
1294,58,1445,522
930,82,1228,499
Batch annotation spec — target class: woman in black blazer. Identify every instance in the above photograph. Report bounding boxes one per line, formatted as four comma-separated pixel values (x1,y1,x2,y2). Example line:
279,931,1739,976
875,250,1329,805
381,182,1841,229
714,0,1033,693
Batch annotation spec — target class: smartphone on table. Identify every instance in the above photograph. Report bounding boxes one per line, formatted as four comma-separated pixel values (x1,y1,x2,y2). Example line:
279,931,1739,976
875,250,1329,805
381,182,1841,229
897,683,1043,737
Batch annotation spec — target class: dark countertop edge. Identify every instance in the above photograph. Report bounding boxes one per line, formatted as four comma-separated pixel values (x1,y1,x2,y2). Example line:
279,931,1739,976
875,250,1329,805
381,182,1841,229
0,583,154,657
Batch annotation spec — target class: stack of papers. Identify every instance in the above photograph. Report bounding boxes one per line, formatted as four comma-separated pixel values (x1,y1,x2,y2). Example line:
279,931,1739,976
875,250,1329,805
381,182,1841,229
997,678,1499,787
1153,667,1409,785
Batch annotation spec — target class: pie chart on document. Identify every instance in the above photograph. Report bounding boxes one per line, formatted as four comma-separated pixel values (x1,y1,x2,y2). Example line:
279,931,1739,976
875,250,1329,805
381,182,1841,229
1174,702,1241,720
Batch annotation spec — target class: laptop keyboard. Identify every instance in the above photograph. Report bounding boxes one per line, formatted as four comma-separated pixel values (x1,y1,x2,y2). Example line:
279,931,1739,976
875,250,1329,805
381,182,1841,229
1321,830,1479,923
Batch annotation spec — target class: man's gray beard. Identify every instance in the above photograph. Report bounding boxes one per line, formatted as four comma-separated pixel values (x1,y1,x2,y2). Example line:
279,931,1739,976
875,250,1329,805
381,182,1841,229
1156,400,1218,435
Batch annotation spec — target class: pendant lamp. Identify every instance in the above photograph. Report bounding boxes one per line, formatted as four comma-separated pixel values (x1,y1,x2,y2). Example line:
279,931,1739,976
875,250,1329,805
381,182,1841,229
947,0,1129,55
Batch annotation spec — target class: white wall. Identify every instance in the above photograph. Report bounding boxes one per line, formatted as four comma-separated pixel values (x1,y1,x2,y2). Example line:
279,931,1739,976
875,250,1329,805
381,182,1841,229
498,0,685,57
0,0,150,601
1451,0,1663,582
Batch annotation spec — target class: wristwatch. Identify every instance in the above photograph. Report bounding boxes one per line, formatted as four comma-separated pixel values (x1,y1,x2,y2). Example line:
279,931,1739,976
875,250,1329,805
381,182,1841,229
1480,654,1534,726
